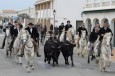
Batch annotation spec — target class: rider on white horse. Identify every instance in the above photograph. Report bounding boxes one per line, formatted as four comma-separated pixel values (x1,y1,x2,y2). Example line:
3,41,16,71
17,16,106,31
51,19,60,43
0,22,14,49
19,23,41,57
98,23,113,56
89,27,99,55
77,23,88,46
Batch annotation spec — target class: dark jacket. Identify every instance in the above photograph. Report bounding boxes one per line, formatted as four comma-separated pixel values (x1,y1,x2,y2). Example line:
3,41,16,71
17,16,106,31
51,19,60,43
65,24,72,31
93,27,101,32
54,27,59,35
89,32,99,43
50,25,53,31
10,25,14,36
3,25,14,37
59,25,64,33
98,27,113,41
77,26,88,37
25,27,39,42
13,28,21,38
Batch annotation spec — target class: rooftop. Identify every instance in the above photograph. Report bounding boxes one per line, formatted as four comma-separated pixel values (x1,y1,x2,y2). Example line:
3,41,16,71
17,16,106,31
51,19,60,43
2,10,17,13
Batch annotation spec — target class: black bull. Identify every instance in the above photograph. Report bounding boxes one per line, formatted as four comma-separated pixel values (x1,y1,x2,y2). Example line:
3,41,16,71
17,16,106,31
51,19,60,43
44,39,76,67
44,40,60,66
60,40,76,66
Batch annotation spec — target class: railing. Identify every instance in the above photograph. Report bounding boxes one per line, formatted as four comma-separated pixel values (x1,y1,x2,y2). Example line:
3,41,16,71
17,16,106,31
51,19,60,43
84,1,115,10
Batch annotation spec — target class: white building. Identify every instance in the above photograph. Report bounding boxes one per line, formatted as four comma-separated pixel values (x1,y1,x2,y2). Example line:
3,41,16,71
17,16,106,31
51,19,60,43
0,10,17,18
83,0,115,46
0,10,17,24
35,0,84,31
17,8,35,19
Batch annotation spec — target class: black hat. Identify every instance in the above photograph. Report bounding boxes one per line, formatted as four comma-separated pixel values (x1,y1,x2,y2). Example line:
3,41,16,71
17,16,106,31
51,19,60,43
28,23,34,26
8,22,12,25
14,21,17,23
67,20,70,23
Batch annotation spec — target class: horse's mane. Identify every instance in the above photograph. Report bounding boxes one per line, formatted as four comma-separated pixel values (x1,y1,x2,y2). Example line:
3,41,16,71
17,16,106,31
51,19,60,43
102,32,112,45
17,28,31,39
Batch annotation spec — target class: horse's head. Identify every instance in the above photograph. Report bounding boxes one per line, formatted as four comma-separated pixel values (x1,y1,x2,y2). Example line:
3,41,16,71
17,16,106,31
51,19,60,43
81,30,86,39
20,29,30,44
6,28,10,37
103,32,112,46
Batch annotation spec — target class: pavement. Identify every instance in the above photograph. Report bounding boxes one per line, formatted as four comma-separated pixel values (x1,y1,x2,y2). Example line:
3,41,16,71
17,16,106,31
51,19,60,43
0,33,115,76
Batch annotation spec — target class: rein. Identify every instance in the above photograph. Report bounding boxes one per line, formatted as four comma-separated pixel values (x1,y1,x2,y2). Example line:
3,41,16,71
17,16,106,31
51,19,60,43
23,39,34,51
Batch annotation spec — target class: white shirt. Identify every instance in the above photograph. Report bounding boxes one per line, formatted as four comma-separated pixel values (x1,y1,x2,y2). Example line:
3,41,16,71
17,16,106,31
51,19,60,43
18,29,20,33
30,28,32,33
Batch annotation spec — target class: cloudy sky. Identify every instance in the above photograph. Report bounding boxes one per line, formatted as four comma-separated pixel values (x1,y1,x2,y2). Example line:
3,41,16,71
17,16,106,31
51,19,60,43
0,0,85,10
0,0,36,10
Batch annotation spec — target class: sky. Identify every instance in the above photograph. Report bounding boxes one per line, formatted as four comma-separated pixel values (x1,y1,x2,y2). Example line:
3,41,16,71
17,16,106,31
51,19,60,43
0,0,85,11
0,0,37,10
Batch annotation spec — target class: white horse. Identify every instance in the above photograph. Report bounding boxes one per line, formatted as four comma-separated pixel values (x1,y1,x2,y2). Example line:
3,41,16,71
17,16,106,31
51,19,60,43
77,30,87,57
13,30,23,64
99,32,112,72
60,27,75,43
87,35,100,64
20,29,35,73
5,27,13,57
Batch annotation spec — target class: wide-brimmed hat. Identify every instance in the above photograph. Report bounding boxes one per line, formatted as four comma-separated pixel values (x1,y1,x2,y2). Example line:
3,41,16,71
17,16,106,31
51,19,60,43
28,23,34,26
67,20,70,23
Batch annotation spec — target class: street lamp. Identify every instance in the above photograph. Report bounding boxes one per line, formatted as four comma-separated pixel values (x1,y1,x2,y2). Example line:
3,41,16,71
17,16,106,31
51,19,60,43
53,9,56,34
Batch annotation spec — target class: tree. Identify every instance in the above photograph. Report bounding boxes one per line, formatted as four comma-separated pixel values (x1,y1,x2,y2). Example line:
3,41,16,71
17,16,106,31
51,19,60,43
17,13,30,21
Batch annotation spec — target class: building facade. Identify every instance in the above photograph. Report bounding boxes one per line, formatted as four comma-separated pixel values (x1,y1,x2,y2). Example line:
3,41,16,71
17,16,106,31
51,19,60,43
83,0,115,46
17,8,35,19
0,10,17,24
35,0,84,31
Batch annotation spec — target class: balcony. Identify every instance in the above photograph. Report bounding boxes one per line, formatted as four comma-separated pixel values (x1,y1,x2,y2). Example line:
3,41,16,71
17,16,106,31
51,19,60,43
84,1,115,11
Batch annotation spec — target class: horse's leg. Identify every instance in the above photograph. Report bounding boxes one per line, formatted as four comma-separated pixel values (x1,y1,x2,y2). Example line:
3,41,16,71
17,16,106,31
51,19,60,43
101,54,106,72
14,48,19,64
88,54,90,64
25,52,31,73
10,48,12,58
108,54,111,67
18,49,22,65
6,49,8,58
99,56,103,71
30,51,34,70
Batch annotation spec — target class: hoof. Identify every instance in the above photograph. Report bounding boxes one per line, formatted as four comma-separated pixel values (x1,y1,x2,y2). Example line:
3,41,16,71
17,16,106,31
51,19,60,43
53,64,55,67
96,60,99,64
82,55,84,58
31,67,34,70
27,71,31,73
72,63,74,67
78,53,79,56
67,62,69,65
19,63,22,65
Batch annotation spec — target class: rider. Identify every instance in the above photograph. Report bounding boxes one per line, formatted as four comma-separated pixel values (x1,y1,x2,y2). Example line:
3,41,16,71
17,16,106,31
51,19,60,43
98,23,113,56
93,24,101,32
10,22,23,51
64,20,73,41
77,23,88,38
89,27,99,53
41,27,45,43
58,23,65,39
77,23,88,46
25,23,41,57
0,22,14,49
65,20,72,32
